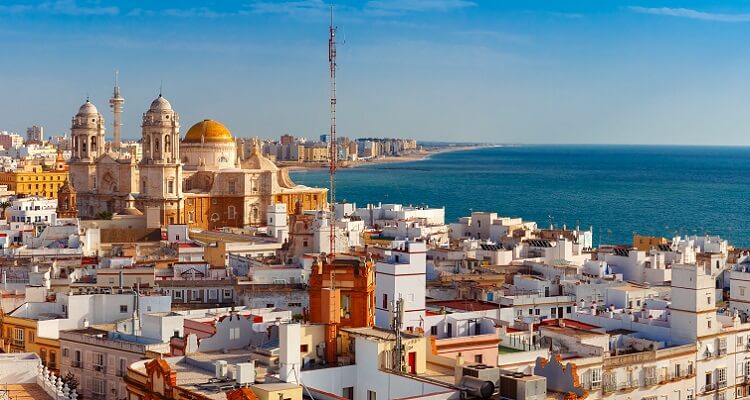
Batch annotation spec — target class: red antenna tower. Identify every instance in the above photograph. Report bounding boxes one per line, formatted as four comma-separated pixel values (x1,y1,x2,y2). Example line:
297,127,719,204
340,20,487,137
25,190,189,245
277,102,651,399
328,5,338,260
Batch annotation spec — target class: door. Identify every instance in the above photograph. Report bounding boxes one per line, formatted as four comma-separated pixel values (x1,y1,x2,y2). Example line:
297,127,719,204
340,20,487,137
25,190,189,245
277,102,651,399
558,307,564,317
408,352,417,374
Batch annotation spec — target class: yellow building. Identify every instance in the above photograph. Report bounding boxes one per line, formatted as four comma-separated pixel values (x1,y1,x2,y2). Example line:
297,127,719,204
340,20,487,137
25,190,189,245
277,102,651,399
303,145,328,162
633,234,669,251
0,314,60,373
0,153,68,199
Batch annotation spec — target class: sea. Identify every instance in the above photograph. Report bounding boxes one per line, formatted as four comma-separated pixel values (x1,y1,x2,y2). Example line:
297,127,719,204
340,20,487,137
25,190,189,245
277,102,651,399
289,145,750,247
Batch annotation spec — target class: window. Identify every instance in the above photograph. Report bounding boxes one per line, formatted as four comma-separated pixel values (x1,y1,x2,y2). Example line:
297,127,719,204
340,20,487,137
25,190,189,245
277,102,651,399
590,368,602,389
188,212,195,223
708,296,712,305
28,331,34,344
430,326,438,336
567,306,572,313
228,179,236,194
300,344,309,352
529,309,533,315
208,290,218,300
223,289,232,298
119,358,126,377
739,336,744,346
93,378,105,395
40,349,46,365
62,348,69,358
383,294,388,309
708,319,712,329
742,287,746,296
266,303,274,308
13,328,23,347
120,305,128,313
229,327,241,340
167,180,174,194
718,367,727,386
343,387,354,400
175,291,183,299
474,354,483,363
73,350,81,368
367,390,377,400
228,206,236,219
48,351,56,370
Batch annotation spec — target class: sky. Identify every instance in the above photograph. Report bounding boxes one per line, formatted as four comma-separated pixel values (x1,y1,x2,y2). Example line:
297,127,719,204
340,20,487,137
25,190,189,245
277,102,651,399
1,0,750,145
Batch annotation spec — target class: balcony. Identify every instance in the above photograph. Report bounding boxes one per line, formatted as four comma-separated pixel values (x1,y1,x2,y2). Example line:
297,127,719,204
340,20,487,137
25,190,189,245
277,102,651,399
71,360,82,368
702,383,716,393
644,376,658,386
93,364,106,373
602,381,633,393
117,369,126,377
718,380,727,389
717,348,728,357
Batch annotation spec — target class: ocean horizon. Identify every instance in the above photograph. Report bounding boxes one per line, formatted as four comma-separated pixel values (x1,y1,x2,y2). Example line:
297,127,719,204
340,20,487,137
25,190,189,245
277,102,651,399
290,145,750,247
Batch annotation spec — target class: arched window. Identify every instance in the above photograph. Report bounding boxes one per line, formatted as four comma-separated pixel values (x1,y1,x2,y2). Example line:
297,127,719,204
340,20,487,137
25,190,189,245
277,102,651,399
91,136,97,151
154,138,160,155
228,206,236,219
219,156,228,163
165,135,171,152
63,199,69,210
210,213,220,222
252,207,259,221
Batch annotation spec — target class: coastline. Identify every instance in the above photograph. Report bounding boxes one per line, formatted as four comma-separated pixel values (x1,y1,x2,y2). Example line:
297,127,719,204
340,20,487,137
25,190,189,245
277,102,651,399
281,144,494,171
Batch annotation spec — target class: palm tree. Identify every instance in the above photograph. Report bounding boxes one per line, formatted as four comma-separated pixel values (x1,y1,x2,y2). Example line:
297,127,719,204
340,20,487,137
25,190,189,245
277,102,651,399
0,201,11,220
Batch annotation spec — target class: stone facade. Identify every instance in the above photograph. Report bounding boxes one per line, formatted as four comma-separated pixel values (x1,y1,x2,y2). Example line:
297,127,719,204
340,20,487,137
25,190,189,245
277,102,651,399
66,96,327,227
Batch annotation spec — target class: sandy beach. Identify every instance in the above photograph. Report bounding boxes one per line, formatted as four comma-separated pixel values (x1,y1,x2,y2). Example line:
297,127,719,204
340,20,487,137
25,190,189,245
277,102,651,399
280,145,490,171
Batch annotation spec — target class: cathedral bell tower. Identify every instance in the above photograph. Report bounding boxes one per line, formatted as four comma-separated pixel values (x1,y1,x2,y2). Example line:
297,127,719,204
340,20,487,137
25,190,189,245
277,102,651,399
68,99,105,218
138,94,183,225
57,179,78,219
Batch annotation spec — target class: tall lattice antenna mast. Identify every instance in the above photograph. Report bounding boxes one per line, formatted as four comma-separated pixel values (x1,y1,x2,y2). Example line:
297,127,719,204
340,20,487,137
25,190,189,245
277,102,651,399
328,5,338,260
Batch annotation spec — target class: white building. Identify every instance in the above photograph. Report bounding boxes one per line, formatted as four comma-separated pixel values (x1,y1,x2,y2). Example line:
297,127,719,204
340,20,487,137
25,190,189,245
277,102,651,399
354,203,445,226
6,197,57,225
374,240,427,332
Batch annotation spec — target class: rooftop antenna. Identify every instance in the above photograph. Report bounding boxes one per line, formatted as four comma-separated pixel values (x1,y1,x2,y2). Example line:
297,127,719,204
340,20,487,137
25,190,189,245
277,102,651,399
328,4,338,262
159,80,163,97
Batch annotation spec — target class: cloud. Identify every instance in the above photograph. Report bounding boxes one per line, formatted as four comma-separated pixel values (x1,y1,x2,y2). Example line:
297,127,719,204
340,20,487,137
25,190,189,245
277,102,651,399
245,0,328,17
38,0,118,16
128,6,246,18
365,0,476,16
0,0,118,16
628,6,750,22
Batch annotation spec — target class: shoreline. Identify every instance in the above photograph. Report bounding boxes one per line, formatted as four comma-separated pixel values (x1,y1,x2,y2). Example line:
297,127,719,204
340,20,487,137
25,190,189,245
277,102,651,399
281,144,494,171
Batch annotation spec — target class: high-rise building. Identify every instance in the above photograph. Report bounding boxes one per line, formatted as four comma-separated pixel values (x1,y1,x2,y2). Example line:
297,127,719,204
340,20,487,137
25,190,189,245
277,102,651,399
25,125,43,143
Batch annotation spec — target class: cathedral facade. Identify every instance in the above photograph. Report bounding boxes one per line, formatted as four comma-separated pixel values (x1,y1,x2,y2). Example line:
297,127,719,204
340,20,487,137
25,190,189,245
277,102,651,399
67,95,327,228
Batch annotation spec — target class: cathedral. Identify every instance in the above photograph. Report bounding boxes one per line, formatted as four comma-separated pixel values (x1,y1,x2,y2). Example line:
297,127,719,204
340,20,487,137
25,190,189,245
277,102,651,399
65,93,327,228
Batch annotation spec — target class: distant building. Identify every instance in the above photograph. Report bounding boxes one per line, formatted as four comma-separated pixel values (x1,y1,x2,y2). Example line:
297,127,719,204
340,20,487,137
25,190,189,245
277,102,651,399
0,152,68,199
25,126,43,143
0,131,23,151
280,134,295,145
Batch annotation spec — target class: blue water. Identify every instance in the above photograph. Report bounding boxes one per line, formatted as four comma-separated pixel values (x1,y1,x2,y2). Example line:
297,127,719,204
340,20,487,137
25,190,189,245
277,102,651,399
290,145,750,247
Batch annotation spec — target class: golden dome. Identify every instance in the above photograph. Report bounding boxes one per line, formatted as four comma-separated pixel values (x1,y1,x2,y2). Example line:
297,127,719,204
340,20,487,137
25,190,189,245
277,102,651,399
183,119,233,143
